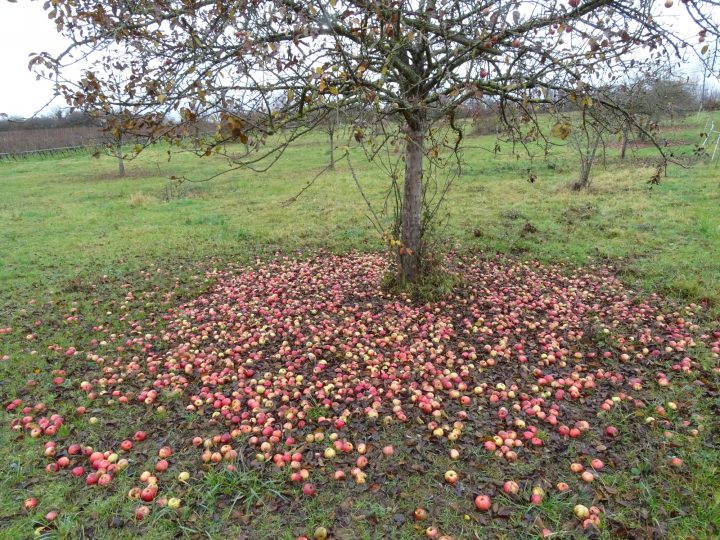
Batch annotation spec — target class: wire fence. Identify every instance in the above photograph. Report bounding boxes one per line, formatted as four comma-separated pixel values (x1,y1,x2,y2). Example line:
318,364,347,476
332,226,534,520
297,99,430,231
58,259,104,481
0,125,219,162
0,144,104,161
0,125,101,149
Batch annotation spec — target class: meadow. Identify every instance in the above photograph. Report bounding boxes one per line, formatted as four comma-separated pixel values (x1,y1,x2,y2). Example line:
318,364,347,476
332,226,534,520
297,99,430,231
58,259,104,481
0,113,718,539
2,116,719,315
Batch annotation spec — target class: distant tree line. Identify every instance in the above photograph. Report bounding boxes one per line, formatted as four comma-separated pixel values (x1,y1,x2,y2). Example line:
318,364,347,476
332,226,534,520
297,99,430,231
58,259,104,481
0,109,100,156
0,108,215,174
0,74,710,181
0,109,95,132
701,87,720,111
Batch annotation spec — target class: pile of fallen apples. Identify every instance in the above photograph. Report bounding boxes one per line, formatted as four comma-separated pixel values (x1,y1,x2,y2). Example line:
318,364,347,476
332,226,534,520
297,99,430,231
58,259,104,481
5,253,717,535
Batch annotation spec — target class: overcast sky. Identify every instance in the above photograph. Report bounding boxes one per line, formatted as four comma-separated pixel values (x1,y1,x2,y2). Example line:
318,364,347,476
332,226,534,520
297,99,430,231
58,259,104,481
1,1,717,118
0,2,70,117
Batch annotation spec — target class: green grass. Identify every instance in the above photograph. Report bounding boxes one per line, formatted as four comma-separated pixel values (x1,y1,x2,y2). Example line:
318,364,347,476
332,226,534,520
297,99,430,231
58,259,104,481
0,112,718,539
1,113,719,318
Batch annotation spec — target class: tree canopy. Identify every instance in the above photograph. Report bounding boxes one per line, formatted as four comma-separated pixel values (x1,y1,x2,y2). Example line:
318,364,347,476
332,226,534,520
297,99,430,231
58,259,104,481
35,0,720,281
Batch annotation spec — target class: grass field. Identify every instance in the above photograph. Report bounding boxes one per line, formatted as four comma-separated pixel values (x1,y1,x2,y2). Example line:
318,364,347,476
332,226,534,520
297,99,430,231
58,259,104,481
0,113,718,539
2,115,719,316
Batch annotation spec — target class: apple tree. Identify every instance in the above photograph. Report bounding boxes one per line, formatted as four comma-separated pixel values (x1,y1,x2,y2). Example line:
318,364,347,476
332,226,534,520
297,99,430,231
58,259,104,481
34,0,719,283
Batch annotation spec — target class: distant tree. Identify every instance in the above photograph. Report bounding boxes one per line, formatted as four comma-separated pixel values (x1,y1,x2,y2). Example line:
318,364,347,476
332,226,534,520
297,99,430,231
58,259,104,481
701,87,720,111
35,0,719,284
611,74,699,158
557,95,623,190
468,101,501,137
321,107,342,171
304,105,345,170
98,112,129,177
552,71,697,189
83,73,170,177
0,109,94,132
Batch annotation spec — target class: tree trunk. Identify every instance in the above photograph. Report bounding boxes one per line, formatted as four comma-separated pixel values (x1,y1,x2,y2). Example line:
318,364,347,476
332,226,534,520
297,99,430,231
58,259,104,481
116,142,125,177
620,127,629,160
573,158,592,190
329,129,335,170
572,136,600,190
399,119,425,283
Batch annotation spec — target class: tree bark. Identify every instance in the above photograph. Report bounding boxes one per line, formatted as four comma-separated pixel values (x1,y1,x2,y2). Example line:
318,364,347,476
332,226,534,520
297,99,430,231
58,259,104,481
572,135,600,190
620,126,629,160
399,119,425,283
573,158,591,190
116,143,125,177
329,128,335,170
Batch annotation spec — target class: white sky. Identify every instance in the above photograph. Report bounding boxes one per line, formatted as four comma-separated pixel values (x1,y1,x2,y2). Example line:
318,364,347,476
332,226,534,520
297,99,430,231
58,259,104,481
0,1,717,118
0,2,70,117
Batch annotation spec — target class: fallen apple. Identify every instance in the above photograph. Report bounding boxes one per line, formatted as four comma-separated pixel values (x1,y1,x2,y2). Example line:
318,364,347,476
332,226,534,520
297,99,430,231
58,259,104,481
474,494,491,512
135,505,150,521
574,504,590,519
444,470,458,485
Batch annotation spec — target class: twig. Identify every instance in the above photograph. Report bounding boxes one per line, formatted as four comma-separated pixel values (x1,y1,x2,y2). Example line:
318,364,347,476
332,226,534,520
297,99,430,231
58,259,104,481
281,150,349,207
346,152,385,236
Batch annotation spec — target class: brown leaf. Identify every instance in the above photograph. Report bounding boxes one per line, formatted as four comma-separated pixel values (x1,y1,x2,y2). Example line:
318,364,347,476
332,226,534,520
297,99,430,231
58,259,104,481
494,506,514,519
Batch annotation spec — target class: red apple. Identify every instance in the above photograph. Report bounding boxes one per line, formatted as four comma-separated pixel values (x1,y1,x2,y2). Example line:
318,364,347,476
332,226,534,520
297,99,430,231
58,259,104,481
475,494,491,512
503,481,519,495
67,444,82,455
530,486,544,505
425,527,439,539
98,473,113,486
140,486,157,502
135,505,150,521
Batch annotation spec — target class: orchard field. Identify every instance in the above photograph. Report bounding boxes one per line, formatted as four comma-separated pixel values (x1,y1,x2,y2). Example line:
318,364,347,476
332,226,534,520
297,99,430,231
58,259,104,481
0,113,719,539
